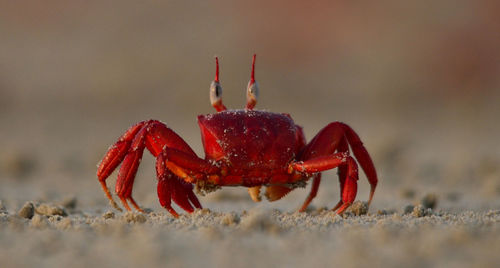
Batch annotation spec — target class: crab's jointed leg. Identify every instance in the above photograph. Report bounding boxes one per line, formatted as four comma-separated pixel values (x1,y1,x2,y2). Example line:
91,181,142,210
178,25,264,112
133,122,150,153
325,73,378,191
292,152,359,214
297,174,321,212
97,122,144,211
292,122,378,214
97,120,217,217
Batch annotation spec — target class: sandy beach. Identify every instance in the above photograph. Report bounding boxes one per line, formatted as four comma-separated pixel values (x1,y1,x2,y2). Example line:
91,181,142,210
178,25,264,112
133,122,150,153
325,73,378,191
1,196,500,267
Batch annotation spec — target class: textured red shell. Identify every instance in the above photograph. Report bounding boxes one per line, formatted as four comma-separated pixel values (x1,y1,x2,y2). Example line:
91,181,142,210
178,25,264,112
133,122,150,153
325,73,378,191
198,109,299,175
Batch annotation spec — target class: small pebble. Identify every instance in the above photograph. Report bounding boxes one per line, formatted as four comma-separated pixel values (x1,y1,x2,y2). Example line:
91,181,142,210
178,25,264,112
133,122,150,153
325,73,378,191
220,213,239,226
35,203,68,217
347,201,368,216
122,212,147,223
486,210,500,217
198,208,212,215
103,211,115,219
142,208,154,214
134,214,147,223
411,205,426,217
18,202,35,219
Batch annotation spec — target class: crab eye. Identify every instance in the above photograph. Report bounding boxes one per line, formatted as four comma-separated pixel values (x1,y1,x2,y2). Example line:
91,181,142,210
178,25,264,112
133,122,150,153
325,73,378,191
246,54,258,110
210,81,223,105
210,56,227,112
246,80,259,103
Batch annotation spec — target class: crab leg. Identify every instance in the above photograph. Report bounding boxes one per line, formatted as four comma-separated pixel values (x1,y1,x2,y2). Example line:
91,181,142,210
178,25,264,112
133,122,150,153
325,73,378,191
97,122,145,211
248,186,262,202
342,124,378,205
97,120,215,216
297,174,321,212
291,153,360,214
115,126,148,212
295,122,377,214
331,136,349,211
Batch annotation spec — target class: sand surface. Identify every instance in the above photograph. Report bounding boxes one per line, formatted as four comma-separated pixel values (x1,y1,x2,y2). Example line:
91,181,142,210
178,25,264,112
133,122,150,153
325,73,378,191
1,182,500,268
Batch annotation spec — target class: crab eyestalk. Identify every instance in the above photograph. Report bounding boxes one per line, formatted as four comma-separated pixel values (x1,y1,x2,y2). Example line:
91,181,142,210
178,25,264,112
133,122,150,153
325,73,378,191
210,56,227,112
246,54,259,110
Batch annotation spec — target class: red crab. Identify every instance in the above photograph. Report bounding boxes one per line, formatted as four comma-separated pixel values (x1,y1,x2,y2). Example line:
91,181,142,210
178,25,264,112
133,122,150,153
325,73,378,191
97,55,378,217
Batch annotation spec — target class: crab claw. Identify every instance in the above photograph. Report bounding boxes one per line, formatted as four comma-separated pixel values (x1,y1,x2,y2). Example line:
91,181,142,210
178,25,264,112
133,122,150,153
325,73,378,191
156,152,202,218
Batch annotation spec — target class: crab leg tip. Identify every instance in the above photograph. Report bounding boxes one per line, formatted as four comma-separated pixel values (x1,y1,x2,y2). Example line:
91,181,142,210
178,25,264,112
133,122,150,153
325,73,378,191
166,207,180,218
99,180,123,211
119,196,132,211
111,201,123,212
128,197,145,213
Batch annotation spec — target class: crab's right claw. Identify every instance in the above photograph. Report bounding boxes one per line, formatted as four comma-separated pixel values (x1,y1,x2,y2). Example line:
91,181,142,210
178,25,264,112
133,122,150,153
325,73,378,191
156,152,202,218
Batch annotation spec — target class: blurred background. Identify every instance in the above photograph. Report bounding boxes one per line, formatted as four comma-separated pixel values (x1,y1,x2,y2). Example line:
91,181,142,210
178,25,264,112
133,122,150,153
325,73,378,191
1,0,499,211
